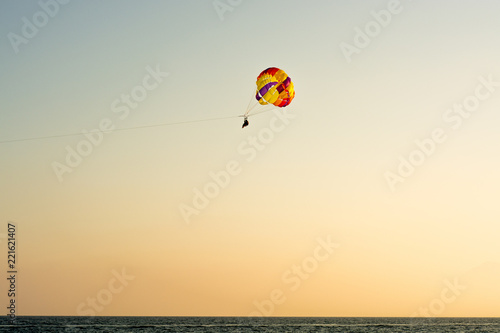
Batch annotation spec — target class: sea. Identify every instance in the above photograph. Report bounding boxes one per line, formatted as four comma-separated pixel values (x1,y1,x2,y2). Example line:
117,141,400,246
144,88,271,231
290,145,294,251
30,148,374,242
1,316,500,332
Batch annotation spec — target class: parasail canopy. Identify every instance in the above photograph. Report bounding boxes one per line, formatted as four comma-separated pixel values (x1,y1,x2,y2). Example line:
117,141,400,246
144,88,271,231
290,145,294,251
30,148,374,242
243,67,295,119
255,67,295,108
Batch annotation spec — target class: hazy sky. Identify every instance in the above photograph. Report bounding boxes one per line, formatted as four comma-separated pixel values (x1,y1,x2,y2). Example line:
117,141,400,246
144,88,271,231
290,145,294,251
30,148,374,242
1,0,500,317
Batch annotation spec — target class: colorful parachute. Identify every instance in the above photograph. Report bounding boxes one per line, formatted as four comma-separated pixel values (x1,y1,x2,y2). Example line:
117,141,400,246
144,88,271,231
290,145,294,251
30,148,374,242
242,67,295,124
255,67,295,107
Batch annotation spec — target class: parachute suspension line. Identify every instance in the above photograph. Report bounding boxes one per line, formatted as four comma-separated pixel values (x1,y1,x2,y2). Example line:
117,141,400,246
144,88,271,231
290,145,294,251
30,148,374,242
245,105,275,117
244,88,259,117
243,86,274,118
245,87,257,114
244,100,261,117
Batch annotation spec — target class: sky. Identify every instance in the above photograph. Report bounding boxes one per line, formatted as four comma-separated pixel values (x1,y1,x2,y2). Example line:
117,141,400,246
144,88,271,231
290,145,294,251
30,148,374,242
1,0,500,317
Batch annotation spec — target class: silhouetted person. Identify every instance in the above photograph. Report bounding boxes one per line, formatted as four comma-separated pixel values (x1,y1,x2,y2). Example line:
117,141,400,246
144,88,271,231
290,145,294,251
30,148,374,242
242,118,249,128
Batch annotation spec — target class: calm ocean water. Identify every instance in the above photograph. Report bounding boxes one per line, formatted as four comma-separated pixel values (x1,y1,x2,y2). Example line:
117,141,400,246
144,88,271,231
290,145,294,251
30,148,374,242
1,316,499,332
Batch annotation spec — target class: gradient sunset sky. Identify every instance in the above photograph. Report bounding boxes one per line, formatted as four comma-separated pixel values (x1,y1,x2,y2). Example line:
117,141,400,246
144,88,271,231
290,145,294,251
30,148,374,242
1,0,500,317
